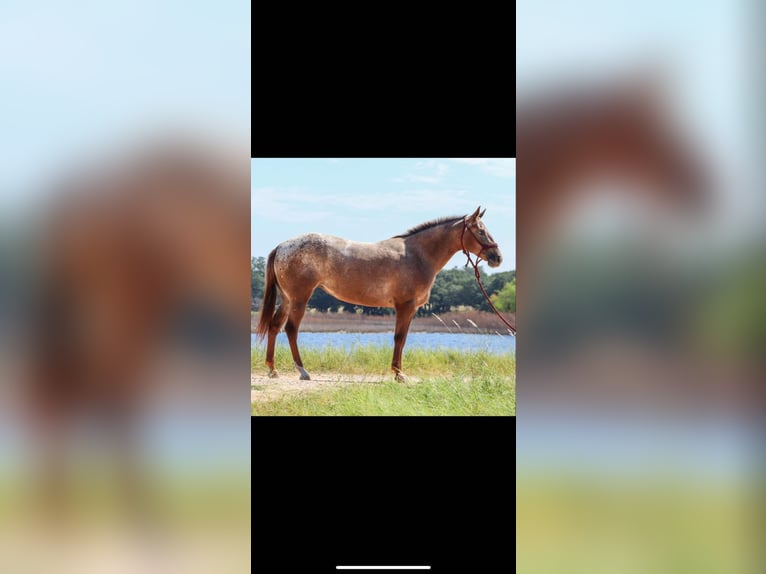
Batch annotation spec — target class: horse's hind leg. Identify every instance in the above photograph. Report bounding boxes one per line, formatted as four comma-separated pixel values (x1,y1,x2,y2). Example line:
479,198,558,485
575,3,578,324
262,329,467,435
265,303,289,378
284,301,310,380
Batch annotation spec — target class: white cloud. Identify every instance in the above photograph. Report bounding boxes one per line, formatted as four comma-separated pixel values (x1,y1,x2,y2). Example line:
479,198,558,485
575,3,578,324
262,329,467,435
251,186,337,223
449,158,516,178
252,186,477,217
394,174,441,184
394,160,449,185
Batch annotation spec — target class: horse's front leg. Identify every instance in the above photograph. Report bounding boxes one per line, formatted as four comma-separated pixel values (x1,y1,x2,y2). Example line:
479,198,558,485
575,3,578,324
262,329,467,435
392,301,417,382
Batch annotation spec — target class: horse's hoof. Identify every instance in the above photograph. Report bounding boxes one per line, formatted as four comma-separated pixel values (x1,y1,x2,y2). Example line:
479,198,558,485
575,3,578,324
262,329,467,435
295,364,311,380
268,370,279,379
394,372,407,383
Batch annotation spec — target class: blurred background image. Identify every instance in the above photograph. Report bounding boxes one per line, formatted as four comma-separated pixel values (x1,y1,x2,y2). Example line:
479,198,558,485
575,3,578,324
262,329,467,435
517,1,761,572
0,2,250,572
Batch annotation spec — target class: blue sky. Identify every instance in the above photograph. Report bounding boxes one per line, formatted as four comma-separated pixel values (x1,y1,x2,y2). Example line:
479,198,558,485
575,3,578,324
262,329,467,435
251,158,516,273
517,0,746,160
517,0,758,239
0,1,250,203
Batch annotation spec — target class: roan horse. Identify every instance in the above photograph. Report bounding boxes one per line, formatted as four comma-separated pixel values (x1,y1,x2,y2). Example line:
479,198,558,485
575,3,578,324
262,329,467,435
517,76,709,269
23,141,249,525
255,206,503,382
516,75,710,361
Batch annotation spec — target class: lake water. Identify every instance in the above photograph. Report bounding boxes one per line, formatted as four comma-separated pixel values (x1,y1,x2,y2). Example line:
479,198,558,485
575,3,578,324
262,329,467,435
250,331,515,354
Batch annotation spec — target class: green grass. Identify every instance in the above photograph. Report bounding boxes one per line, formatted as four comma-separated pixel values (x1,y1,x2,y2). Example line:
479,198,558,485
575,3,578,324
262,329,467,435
251,342,515,376
517,475,749,573
251,343,515,416
0,469,250,530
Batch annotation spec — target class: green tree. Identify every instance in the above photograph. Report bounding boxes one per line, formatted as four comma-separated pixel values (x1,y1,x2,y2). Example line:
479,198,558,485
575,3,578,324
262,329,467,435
477,270,515,312
308,287,344,313
419,266,517,315
251,256,266,309
490,279,516,312
252,257,517,315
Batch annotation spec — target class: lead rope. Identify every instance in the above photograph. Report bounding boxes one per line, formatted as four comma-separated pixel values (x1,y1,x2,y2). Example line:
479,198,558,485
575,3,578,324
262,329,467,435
460,220,517,336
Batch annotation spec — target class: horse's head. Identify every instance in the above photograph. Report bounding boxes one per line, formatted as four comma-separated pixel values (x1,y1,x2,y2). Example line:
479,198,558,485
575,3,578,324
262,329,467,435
587,77,711,215
463,206,503,268
518,74,711,221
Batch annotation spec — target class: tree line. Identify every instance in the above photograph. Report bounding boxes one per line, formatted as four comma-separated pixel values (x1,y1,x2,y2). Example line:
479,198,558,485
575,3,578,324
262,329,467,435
251,256,515,316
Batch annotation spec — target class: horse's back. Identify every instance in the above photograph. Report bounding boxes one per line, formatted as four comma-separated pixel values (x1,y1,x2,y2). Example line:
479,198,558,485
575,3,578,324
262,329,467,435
275,233,337,265
272,233,408,305
274,233,402,266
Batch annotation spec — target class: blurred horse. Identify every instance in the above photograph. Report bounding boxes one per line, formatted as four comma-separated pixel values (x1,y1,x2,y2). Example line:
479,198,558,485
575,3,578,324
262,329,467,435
24,141,249,523
517,77,708,265
516,75,711,370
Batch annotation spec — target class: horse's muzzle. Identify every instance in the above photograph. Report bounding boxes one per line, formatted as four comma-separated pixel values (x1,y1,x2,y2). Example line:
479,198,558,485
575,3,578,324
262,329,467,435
486,251,502,268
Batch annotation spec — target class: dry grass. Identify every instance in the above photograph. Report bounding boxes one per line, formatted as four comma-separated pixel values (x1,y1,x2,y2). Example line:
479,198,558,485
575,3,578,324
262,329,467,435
250,310,515,334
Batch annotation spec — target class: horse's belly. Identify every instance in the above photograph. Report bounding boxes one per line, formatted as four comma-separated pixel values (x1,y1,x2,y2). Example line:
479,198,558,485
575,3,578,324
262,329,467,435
319,281,394,308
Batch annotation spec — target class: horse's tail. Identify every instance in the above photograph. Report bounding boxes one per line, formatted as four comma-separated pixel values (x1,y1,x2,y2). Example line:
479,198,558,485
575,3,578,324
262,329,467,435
255,248,279,342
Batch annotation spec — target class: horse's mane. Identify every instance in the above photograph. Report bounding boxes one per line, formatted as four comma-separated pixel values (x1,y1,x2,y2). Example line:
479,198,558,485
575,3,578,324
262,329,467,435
393,215,463,238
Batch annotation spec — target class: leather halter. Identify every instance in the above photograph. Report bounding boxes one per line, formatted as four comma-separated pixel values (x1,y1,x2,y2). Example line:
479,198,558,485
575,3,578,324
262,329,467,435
461,217,498,260
459,216,516,335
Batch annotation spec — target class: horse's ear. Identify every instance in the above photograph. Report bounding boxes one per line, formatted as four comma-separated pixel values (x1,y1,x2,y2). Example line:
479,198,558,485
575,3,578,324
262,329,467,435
479,208,486,218
469,206,481,221
620,64,666,116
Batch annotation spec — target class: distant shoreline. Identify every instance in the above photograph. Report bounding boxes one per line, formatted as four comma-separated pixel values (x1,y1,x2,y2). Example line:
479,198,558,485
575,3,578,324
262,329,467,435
250,309,516,335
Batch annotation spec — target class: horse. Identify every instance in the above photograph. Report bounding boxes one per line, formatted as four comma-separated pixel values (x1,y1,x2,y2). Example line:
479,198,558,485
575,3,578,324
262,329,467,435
516,75,711,361
22,140,249,525
517,76,709,266
255,206,503,382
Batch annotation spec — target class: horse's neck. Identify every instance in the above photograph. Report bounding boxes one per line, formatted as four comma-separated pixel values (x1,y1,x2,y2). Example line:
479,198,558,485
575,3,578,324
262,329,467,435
407,223,462,272
518,117,600,263
517,169,567,251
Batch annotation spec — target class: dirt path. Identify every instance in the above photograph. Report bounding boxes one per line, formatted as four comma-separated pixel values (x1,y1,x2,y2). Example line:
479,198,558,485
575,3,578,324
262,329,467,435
250,371,418,402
